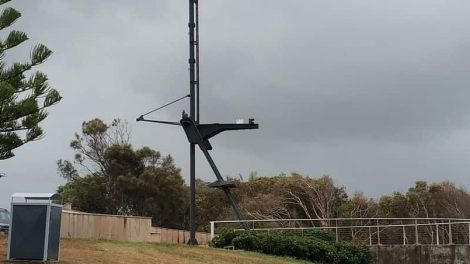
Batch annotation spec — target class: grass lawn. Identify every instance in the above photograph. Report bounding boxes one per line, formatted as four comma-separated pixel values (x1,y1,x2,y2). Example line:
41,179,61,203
0,235,310,264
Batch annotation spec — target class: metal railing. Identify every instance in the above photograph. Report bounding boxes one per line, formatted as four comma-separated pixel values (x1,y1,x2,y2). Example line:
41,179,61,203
210,218,470,245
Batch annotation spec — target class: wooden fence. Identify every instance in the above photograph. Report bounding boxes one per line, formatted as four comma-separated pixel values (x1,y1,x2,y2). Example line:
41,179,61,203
60,210,210,244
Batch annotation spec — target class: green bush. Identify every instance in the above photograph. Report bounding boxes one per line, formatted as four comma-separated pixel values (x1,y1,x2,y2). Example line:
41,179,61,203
334,242,371,264
210,228,237,248
277,229,337,243
232,231,260,251
211,230,371,264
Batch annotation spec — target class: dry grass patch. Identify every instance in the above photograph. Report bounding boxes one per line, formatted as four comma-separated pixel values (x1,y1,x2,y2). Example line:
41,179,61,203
0,235,309,264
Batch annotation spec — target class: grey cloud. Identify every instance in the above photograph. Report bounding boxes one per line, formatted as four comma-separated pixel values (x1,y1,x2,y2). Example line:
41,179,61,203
2,0,470,208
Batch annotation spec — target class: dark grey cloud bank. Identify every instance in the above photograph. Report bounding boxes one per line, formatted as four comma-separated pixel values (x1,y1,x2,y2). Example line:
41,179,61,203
2,0,470,208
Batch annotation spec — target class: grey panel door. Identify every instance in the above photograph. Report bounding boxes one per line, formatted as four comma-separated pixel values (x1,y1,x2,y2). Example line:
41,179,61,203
9,205,47,260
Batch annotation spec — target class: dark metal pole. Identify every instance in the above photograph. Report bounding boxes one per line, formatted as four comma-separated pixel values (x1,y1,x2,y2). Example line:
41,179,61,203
188,0,198,245
195,0,200,123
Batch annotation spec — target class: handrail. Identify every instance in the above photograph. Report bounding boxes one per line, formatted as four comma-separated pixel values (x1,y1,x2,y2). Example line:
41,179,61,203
211,217,470,224
209,218,470,246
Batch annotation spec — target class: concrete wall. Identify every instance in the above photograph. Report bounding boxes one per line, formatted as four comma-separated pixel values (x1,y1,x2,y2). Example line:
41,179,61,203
60,210,210,244
371,245,470,264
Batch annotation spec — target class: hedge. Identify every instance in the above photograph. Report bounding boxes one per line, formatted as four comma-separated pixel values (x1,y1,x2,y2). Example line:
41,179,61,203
211,229,371,264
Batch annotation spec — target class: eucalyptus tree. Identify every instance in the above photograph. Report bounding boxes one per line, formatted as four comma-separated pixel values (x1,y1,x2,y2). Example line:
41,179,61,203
58,118,188,228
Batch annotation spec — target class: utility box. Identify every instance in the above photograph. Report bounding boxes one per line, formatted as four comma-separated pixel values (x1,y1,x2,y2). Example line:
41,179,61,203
7,193,62,262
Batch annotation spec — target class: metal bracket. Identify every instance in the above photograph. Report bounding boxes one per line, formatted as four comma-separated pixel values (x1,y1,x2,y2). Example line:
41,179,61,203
180,116,258,150
180,115,258,223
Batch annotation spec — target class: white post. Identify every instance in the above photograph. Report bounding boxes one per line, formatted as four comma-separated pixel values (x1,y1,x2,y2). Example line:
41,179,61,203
210,222,215,240
448,221,452,245
468,223,470,245
436,224,439,245
335,220,338,242
376,219,381,245
403,225,406,245
415,219,419,245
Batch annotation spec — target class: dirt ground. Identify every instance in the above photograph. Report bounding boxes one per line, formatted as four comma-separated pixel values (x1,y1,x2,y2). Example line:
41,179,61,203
0,235,308,264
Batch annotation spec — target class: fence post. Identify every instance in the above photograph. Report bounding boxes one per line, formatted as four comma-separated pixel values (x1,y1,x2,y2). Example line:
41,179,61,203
403,225,406,245
415,219,419,245
377,219,381,245
436,223,439,245
449,221,452,245
210,222,215,240
468,223,470,245
369,227,372,246
335,220,338,242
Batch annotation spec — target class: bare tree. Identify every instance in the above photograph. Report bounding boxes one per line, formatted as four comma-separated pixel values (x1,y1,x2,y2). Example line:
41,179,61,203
285,174,343,227
243,193,292,221
431,181,470,218
57,118,130,179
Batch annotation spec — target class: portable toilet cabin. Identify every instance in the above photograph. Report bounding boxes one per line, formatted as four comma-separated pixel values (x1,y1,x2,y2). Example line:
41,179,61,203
7,193,62,262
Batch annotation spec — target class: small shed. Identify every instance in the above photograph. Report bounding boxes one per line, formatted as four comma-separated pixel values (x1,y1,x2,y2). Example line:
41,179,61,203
7,193,62,262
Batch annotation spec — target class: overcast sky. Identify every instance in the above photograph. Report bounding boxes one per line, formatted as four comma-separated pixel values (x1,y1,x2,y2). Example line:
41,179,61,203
2,0,470,209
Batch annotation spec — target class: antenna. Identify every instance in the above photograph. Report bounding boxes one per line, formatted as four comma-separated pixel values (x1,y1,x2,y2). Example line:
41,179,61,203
137,0,259,245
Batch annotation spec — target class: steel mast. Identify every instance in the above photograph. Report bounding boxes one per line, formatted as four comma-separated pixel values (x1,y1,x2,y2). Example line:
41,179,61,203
188,0,198,245
138,0,258,246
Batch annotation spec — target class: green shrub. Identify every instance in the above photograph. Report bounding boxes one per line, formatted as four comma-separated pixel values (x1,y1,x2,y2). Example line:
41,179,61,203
211,230,371,264
210,228,237,248
335,242,371,264
232,231,260,251
278,229,336,243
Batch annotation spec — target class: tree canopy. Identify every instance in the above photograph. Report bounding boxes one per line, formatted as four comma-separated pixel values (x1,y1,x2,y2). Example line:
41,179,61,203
196,174,470,231
57,118,188,228
0,0,61,160
57,119,470,231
